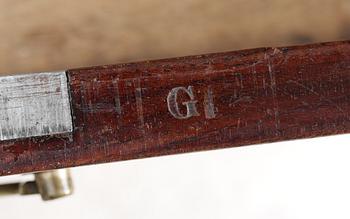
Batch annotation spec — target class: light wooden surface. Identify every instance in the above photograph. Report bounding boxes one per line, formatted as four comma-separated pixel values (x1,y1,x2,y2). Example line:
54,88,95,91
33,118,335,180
0,0,349,74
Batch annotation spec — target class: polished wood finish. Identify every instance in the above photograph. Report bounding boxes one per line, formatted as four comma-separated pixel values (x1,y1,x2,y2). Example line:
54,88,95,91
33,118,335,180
1,41,350,176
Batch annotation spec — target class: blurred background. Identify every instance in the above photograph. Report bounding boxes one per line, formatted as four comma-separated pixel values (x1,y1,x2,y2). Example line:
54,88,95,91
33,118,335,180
1,0,350,73
0,0,350,218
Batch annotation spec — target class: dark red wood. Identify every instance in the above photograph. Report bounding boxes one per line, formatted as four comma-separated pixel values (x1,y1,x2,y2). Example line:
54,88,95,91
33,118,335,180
1,41,350,176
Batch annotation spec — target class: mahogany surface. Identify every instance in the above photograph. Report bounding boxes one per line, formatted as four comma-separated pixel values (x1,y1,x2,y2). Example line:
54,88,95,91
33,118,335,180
1,41,350,176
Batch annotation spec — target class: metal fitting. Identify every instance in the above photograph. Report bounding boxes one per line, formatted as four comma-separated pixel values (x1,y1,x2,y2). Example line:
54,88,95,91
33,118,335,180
0,169,73,201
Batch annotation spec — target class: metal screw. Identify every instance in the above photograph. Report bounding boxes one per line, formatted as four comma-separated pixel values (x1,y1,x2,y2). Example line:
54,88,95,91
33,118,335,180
0,169,73,201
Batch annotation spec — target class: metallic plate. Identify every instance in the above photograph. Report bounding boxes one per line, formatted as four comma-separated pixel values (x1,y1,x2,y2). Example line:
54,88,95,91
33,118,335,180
0,72,73,140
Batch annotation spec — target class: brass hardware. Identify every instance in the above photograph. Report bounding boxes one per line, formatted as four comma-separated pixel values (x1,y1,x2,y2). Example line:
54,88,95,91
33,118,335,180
0,169,73,201
35,169,73,200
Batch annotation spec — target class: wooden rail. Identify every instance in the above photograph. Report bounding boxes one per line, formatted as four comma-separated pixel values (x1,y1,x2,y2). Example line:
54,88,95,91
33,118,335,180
1,41,350,176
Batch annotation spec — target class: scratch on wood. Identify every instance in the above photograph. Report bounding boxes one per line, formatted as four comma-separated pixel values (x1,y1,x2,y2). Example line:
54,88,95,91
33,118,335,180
287,80,347,115
265,52,281,134
78,81,88,144
112,79,122,115
134,78,145,133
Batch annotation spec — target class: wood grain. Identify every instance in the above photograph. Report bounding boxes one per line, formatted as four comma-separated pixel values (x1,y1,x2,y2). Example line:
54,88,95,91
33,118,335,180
0,41,350,176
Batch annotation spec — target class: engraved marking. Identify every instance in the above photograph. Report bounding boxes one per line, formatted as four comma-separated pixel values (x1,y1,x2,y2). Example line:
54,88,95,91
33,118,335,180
228,73,253,107
204,86,216,119
134,79,145,132
0,72,73,140
112,79,122,115
167,86,200,119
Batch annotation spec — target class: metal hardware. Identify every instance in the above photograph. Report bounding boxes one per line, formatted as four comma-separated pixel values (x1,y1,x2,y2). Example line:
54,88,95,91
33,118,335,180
0,71,73,141
0,169,73,201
